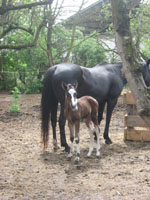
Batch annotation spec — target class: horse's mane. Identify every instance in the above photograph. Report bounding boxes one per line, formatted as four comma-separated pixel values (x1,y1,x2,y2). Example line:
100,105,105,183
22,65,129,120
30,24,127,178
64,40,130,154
95,62,122,67
94,62,123,74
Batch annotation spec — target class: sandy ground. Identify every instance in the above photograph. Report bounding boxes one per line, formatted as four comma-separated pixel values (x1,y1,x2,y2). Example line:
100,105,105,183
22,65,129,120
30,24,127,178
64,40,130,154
0,92,150,200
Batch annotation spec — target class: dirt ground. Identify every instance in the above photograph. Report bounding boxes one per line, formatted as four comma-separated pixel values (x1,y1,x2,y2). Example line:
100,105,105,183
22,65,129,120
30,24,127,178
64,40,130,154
0,92,150,200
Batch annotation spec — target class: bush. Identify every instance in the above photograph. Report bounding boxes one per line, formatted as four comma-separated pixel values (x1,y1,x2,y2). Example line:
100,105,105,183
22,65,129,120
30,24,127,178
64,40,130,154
9,87,21,113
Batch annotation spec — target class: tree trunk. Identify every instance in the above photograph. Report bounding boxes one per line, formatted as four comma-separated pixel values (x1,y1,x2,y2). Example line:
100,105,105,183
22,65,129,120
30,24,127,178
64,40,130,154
46,4,54,67
47,22,53,67
111,0,150,125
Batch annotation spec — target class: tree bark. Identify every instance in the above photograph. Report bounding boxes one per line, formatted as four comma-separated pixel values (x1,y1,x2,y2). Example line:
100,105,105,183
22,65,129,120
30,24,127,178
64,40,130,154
111,0,150,125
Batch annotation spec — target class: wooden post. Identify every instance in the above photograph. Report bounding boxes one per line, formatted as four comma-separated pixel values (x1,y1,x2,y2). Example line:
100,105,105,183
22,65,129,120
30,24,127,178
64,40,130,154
124,91,150,141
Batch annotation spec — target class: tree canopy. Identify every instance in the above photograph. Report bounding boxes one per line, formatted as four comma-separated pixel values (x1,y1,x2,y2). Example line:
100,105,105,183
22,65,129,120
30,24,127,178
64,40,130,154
1,0,150,96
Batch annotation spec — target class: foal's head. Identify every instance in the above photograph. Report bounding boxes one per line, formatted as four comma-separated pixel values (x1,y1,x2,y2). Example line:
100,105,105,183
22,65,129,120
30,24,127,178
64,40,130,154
62,81,78,111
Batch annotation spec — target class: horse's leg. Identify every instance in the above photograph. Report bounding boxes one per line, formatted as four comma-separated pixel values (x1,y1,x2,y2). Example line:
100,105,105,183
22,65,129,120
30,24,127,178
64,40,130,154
104,98,118,144
74,121,80,163
68,122,75,160
51,100,58,151
94,101,105,141
98,101,106,124
59,103,70,152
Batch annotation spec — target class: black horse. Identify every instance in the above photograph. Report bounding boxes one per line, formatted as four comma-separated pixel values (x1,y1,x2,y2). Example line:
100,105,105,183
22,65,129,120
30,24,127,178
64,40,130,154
142,59,150,87
41,61,150,152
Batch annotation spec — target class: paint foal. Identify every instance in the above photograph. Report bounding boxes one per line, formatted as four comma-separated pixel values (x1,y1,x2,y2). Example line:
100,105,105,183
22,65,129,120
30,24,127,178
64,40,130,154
62,82,100,163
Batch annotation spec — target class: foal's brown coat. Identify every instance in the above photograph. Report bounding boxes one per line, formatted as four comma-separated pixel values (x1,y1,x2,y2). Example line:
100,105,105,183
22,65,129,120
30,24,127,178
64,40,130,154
63,83,100,162
65,96,99,128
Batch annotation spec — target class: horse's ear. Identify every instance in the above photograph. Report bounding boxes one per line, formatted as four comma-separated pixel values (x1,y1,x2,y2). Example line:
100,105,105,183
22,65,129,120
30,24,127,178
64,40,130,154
74,81,78,89
61,82,67,90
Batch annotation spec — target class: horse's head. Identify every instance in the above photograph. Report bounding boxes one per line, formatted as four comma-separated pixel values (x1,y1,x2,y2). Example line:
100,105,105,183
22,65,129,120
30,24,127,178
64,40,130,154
147,59,150,71
62,81,78,111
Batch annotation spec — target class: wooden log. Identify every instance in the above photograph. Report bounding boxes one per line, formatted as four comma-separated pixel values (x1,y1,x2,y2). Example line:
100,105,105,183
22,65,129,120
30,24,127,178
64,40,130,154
124,128,150,141
124,92,136,105
124,91,150,142
125,115,150,128
127,104,137,115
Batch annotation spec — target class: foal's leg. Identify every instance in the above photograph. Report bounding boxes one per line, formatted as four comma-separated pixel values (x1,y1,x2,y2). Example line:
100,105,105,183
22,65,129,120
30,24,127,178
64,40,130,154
86,121,94,157
95,125,101,157
74,121,80,163
68,122,75,159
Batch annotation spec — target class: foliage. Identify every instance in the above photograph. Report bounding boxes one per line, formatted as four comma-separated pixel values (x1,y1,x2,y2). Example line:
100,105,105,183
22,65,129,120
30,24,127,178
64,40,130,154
71,36,106,67
130,2,150,60
10,87,21,113
141,39,150,59
1,0,150,92
0,47,47,92
0,24,107,91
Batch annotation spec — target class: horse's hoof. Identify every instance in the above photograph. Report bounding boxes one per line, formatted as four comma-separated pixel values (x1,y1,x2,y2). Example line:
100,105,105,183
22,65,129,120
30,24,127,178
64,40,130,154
67,156,72,161
96,153,101,159
74,159,79,165
87,153,92,158
53,146,59,152
74,157,80,164
105,139,112,145
65,145,70,153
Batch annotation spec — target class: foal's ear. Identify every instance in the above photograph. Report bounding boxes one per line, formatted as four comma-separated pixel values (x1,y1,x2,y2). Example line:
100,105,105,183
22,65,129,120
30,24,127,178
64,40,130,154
74,81,78,89
61,81,67,90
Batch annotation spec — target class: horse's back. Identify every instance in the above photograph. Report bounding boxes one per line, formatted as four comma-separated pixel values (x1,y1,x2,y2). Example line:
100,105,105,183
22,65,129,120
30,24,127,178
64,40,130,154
80,63,125,100
51,63,82,101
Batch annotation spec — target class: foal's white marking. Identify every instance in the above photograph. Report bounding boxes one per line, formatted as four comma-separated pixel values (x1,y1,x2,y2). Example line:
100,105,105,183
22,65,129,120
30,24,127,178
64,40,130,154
68,124,75,158
87,128,94,157
68,88,78,110
87,125,101,157
95,127,101,157
75,137,80,162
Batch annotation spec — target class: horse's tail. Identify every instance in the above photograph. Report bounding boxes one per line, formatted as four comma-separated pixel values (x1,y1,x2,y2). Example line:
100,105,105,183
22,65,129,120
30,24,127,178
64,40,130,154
41,68,54,150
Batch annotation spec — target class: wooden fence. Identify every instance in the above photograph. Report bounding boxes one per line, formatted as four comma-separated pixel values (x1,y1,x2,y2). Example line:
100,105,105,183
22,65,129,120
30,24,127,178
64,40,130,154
124,91,150,141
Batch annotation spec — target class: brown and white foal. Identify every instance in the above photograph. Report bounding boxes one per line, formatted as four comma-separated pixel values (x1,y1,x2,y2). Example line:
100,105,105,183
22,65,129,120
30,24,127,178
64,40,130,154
62,82,100,163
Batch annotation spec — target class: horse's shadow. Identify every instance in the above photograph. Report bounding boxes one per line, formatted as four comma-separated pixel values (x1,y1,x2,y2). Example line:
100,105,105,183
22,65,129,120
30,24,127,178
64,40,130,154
40,146,102,174
39,141,150,183
40,140,150,171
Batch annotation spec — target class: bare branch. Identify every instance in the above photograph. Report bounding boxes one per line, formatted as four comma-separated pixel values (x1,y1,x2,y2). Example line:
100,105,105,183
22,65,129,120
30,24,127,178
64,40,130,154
0,0,53,15
0,26,33,39
0,19,46,50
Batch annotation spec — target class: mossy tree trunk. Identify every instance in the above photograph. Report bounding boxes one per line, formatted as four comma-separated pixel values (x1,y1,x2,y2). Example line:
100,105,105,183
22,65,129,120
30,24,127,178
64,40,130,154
111,0,150,125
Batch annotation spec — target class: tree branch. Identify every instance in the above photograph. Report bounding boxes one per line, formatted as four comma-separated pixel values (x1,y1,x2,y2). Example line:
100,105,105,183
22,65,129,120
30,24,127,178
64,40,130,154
0,26,33,39
0,19,46,50
0,0,53,15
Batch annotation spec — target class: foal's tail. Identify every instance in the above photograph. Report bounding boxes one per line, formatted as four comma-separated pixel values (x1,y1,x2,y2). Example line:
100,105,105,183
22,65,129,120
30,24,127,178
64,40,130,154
91,112,99,126
41,68,55,150
87,96,99,125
